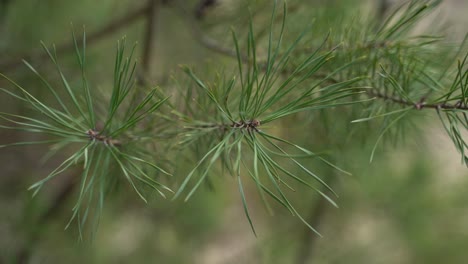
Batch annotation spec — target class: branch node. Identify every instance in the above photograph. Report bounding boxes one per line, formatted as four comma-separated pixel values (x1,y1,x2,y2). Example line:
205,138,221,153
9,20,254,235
86,129,121,146
414,102,425,110
232,119,260,132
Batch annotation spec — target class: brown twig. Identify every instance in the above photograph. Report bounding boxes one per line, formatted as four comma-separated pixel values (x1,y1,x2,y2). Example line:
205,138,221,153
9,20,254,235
187,119,261,132
369,90,468,110
86,129,121,146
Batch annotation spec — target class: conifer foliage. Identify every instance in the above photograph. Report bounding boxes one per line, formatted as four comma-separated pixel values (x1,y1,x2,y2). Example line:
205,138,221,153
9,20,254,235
0,0,466,239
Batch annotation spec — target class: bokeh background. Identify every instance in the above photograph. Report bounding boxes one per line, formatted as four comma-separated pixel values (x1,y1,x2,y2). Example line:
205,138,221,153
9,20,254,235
0,0,467,263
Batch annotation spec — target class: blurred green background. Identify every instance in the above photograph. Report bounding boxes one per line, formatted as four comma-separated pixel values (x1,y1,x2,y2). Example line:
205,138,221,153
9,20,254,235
0,0,467,263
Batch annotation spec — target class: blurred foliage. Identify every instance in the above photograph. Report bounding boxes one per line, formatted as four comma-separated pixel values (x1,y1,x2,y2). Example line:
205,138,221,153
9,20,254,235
0,0,467,263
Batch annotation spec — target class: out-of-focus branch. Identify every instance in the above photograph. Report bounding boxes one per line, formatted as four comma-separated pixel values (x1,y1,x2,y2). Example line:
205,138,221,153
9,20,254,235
293,169,340,264
16,174,78,264
141,0,161,74
295,192,331,264
170,0,249,60
195,0,218,20
378,0,392,19
0,4,150,73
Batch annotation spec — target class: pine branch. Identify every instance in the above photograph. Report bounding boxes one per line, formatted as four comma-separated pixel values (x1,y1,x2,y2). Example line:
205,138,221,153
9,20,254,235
0,33,172,237
1,0,466,242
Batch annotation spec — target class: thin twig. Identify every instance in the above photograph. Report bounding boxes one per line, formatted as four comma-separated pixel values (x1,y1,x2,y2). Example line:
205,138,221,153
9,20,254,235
369,90,468,110
86,129,121,146
186,119,261,132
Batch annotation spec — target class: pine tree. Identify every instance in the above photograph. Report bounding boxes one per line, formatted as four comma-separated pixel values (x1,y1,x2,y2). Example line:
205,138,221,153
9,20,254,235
0,0,467,263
